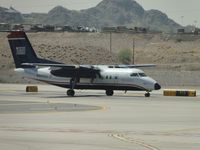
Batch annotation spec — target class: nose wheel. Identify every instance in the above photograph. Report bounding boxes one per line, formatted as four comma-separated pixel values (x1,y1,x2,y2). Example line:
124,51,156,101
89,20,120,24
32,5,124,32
145,92,150,97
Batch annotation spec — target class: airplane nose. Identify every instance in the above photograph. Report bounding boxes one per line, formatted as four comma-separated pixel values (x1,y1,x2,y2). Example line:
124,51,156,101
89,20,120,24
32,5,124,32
154,83,161,90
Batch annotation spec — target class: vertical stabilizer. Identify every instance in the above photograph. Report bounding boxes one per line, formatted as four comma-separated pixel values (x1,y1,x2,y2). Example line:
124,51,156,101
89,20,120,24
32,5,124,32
8,31,39,68
7,31,58,68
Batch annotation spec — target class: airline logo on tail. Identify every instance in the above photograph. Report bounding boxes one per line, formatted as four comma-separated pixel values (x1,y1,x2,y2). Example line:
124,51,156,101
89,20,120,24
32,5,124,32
16,47,26,55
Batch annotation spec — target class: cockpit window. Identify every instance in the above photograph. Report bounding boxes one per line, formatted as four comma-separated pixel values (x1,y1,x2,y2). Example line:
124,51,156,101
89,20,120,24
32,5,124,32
139,73,147,77
130,73,139,77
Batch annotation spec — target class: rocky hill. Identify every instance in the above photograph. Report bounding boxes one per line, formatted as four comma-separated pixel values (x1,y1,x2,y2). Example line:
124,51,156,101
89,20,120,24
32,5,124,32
83,0,146,27
0,7,24,23
143,9,181,32
43,0,181,32
23,13,47,24
0,0,181,32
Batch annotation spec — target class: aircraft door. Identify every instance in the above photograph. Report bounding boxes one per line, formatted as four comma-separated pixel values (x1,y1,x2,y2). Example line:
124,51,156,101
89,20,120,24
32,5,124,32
130,73,139,85
114,74,119,85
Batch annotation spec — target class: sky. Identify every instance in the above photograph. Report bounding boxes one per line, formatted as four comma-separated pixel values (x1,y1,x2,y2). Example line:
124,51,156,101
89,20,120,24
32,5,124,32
0,0,200,27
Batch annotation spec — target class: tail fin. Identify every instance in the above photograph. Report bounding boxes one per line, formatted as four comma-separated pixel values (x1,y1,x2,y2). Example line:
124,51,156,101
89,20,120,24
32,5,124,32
7,31,58,68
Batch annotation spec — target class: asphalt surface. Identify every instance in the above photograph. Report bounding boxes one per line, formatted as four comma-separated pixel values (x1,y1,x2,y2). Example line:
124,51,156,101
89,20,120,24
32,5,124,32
0,84,200,150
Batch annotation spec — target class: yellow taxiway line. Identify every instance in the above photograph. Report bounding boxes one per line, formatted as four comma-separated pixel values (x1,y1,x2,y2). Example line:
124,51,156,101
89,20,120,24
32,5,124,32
109,133,160,150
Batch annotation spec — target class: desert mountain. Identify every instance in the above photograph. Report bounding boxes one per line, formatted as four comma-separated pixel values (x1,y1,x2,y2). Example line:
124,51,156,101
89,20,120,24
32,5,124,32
0,6,24,23
0,0,181,32
44,0,181,32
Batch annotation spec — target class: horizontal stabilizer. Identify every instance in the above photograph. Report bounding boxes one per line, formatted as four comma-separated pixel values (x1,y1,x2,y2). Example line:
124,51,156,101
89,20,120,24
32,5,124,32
22,63,77,68
22,63,97,70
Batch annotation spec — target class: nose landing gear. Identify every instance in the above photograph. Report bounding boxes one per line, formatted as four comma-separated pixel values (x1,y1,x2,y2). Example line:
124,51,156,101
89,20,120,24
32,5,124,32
145,92,150,97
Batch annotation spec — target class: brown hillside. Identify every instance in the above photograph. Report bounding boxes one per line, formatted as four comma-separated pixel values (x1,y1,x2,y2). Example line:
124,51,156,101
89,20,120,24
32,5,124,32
0,32,200,86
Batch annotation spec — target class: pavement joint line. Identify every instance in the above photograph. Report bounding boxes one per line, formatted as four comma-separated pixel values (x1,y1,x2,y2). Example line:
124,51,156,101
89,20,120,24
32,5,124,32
0,89,16,92
167,128,200,133
109,133,160,150
0,101,104,114
99,105,108,112
0,103,42,106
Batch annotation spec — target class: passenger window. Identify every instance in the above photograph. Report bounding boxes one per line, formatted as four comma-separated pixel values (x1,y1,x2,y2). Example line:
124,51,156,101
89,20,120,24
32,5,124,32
139,73,147,77
115,76,118,79
130,73,138,77
109,76,112,79
106,76,108,79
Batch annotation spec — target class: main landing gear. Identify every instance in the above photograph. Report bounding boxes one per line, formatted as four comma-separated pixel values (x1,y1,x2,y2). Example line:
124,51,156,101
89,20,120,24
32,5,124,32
67,89,75,97
66,78,77,97
106,90,114,96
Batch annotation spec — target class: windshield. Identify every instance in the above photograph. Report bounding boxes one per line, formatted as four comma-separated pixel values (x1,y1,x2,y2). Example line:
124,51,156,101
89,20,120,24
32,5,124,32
139,73,147,77
130,73,139,77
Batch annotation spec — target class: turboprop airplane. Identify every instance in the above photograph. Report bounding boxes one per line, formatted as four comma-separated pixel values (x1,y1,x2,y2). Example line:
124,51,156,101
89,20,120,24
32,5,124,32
7,31,161,97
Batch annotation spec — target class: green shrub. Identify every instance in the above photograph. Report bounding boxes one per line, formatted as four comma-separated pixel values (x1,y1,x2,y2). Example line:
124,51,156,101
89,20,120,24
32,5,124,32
118,49,132,64
176,38,182,43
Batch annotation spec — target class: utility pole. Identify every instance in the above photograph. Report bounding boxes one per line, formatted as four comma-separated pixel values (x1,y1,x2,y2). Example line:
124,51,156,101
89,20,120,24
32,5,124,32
132,38,135,64
110,32,112,52
181,16,184,26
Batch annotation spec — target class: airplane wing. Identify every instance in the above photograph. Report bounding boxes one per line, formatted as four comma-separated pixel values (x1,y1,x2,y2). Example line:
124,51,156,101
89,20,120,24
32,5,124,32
109,64,156,68
118,64,156,68
22,63,101,78
22,63,156,68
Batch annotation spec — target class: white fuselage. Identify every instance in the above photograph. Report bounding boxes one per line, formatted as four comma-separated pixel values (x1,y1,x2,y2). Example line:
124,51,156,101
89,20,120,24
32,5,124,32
15,65,158,91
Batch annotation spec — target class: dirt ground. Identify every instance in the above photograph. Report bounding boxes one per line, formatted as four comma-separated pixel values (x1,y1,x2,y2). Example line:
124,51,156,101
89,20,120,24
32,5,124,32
0,32,200,86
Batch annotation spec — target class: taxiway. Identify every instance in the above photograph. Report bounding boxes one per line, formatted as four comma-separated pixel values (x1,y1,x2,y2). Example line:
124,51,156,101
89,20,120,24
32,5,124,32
0,84,199,150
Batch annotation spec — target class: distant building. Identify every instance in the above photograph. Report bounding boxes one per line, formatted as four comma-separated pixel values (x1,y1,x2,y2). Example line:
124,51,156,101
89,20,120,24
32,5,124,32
54,26,64,32
30,24,55,32
0,23,10,31
22,24,32,31
116,26,129,33
177,28,185,34
43,25,55,32
63,25,74,32
12,24,24,31
193,28,200,35
101,27,116,33
134,27,147,33
101,26,147,33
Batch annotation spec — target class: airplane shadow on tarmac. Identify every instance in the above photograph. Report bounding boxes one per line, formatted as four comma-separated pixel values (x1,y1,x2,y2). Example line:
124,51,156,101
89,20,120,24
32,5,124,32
43,95,107,99
43,94,146,99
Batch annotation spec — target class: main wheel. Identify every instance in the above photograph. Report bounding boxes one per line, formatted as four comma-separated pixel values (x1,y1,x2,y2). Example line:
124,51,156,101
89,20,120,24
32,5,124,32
106,90,114,96
67,89,75,97
145,92,150,97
